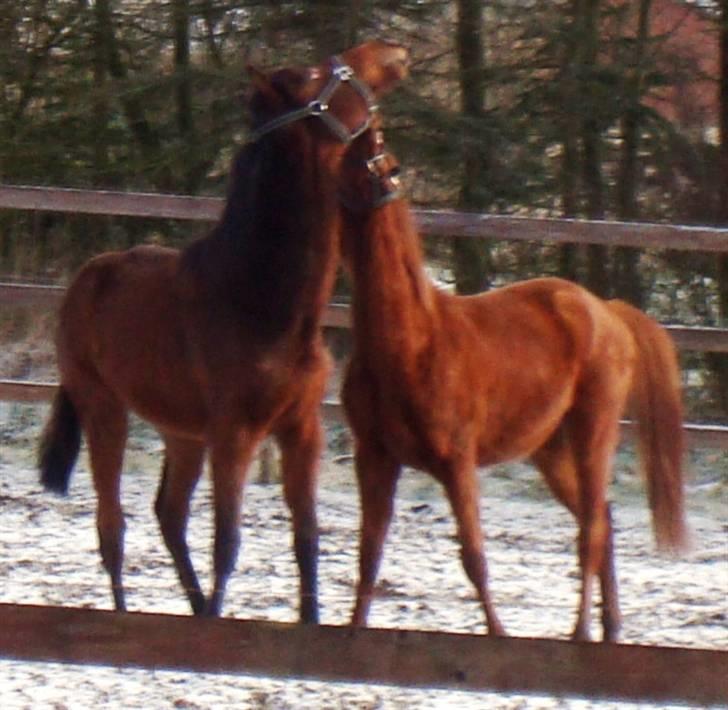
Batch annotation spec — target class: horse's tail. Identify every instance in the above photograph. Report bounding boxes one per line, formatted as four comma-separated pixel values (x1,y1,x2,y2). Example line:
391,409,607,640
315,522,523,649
38,387,82,495
608,299,689,554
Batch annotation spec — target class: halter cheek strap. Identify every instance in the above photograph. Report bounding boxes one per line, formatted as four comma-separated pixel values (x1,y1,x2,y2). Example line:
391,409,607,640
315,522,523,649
249,56,379,144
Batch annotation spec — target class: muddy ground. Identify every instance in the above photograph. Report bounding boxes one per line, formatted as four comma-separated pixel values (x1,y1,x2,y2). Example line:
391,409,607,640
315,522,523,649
0,403,726,709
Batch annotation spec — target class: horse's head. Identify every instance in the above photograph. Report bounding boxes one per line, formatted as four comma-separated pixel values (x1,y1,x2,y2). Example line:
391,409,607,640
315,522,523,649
339,119,403,213
248,40,408,146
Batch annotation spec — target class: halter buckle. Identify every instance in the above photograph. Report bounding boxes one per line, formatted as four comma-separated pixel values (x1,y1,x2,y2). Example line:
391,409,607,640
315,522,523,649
366,153,390,174
308,100,329,116
333,64,355,81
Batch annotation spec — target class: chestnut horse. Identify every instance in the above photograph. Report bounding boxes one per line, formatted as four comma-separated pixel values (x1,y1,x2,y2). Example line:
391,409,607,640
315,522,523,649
338,126,688,641
38,41,409,620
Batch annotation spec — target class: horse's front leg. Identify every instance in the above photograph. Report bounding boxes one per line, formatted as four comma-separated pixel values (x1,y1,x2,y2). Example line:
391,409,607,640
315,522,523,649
205,429,260,617
442,459,505,637
351,439,401,627
275,413,324,624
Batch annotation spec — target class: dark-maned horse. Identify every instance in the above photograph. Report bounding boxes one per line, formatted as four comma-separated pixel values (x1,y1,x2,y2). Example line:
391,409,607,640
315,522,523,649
337,125,688,641
38,41,409,620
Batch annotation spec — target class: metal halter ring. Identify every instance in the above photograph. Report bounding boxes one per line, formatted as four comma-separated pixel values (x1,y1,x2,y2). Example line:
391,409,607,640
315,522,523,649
360,152,402,209
249,56,379,144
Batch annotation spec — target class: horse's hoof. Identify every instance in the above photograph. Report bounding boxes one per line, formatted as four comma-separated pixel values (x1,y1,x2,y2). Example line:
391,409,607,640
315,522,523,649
570,629,592,642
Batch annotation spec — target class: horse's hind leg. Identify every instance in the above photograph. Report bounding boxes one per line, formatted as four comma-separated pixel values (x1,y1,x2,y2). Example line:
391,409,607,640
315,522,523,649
534,419,621,642
442,461,505,637
79,392,129,611
351,439,401,627
155,435,206,614
598,504,620,641
276,414,323,624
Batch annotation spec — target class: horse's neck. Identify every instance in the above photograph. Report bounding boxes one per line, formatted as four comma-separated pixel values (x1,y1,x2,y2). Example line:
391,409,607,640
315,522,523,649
188,141,340,340
345,199,435,355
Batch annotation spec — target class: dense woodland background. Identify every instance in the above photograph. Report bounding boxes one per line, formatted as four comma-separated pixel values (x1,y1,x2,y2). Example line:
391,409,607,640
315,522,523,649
0,0,726,420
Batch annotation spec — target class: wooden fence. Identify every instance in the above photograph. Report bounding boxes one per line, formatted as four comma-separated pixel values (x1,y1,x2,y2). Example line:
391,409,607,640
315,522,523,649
1,603,726,706
0,184,727,704
1,184,727,446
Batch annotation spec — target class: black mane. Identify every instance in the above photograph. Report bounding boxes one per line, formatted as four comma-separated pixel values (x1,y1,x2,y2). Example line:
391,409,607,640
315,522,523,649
181,125,338,341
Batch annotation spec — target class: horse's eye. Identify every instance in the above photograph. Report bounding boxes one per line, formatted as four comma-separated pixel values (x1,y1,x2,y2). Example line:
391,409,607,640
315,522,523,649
389,166,401,179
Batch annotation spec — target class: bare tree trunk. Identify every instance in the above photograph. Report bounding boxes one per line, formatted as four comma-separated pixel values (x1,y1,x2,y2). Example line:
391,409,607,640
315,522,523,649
454,0,491,295
200,0,224,69
558,131,579,281
558,0,581,281
613,0,652,308
96,0,167,187
304,0,362,55
173,0,192,139
718,0,728,322
579,0,610,298
706,0,728,414
92,0,110,182
172,0,197,192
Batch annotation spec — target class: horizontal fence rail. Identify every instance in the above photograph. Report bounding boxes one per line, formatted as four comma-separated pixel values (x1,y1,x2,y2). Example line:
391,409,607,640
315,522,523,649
1,184,727,448
2,184,728,251
2,379,726,449
1,281,727,353
1,186,727,699
1,604,726,706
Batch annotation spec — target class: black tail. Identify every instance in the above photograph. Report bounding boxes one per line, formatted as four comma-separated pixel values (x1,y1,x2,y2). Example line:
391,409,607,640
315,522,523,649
38,387,82,495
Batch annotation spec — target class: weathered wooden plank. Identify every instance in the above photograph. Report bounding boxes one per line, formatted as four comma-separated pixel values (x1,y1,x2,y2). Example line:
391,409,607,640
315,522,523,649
0,282,65,307
2,184,728,252
0,380,58,403
416,210,728,252
0,184,221,221
0,604,725,705
665,325,728,353
1,381,726,449
2,282,727,353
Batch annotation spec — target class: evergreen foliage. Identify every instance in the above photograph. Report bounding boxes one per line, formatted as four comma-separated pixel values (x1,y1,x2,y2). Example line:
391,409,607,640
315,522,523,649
0,0,725,413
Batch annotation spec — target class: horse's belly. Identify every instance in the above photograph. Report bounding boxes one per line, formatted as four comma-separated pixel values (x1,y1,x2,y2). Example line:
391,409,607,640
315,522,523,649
476,389,575,464
124,380,208,438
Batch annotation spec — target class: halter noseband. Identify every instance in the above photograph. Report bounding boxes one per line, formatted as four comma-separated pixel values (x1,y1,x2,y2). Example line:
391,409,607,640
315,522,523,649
249,56,379,144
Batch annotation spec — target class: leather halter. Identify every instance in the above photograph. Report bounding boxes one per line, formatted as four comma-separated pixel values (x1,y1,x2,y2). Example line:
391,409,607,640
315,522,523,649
249,56,379,144
364,149,403,209
340,128,403,212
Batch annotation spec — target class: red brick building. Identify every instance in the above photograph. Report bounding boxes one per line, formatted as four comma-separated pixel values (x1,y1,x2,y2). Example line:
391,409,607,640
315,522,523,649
610,0,719,137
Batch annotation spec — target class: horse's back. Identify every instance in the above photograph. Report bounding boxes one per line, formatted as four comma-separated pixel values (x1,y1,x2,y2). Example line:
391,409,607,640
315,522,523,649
463,276,633,360
59,245,182,361
453,277,595,363
448,277,636,461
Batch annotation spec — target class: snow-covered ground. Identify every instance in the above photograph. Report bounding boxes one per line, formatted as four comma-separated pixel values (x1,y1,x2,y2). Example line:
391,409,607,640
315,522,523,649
0,404,726,708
